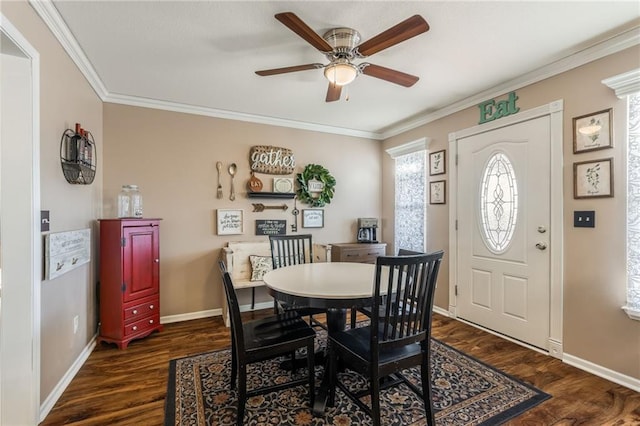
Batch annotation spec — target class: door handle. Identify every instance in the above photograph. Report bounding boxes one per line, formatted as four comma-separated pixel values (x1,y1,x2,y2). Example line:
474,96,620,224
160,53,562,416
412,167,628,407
535,242,547,250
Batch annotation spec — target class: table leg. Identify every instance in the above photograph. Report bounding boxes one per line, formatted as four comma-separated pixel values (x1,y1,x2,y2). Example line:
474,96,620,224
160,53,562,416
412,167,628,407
313,307,346,416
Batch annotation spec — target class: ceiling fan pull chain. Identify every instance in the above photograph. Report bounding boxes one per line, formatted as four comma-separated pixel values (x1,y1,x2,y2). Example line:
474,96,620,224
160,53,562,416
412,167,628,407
345,85,350,101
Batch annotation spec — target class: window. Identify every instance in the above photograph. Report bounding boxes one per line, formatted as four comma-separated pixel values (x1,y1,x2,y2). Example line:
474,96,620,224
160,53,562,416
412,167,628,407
480,152,519,253
626,93,640,319
386,139,429,253
603,69,640,320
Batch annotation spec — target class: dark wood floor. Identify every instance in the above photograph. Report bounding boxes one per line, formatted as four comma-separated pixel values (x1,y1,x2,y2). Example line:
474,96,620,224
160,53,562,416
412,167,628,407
41,311,640,425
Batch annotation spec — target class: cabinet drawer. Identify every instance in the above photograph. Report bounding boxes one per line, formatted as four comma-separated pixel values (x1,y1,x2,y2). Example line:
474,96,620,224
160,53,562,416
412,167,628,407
340,247,385,263
124,298,159,322
124,313,160,337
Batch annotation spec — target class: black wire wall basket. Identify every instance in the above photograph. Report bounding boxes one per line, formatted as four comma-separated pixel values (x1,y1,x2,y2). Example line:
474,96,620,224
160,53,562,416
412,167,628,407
60,126,97,185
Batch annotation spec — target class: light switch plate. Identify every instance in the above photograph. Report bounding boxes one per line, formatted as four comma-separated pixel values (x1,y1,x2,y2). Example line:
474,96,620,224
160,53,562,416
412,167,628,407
574,210,595,228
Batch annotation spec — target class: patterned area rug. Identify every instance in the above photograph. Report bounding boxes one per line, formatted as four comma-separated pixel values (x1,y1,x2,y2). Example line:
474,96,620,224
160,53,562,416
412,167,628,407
165,334,550,425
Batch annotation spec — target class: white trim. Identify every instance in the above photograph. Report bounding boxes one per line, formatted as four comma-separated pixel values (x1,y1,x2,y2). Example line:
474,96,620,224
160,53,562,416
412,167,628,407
104,93,379,140
385,137,429,158
602,68,640,98
39,337,96,422
29,0,639,139
159,301,273,324
432,305,450,318
622,306,640,321
0,13,41,426
563,353,640,393
382,26,640,139
448,100,564,355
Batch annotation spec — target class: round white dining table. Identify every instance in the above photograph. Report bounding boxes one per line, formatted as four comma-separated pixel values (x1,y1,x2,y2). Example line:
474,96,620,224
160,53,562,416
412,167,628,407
263,261,381,415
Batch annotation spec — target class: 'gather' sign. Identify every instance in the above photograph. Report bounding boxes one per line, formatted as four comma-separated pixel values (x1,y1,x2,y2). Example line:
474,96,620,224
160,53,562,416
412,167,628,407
249,145,295,175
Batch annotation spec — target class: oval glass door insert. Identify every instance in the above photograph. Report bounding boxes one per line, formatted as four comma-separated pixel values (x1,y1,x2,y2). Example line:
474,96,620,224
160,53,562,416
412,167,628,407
480,152,518,253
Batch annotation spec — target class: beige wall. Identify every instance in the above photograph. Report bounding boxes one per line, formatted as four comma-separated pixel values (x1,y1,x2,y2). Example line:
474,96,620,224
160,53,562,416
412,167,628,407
103,104,381,316
1,1,104,403
383,46,640,380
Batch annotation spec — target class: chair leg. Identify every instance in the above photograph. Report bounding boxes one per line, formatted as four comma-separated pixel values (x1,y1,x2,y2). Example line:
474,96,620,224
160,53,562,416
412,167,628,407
237,363,247,426
230,337,237,389
327,342,337,407
273,299,279,314
307,340,315,408
370,369,381,426
290,350,297,374
421,357,436,426
350,307,357,329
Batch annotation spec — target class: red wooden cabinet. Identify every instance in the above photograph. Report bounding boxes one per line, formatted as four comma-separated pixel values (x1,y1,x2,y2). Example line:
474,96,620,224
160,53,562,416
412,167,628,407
98,218,162,349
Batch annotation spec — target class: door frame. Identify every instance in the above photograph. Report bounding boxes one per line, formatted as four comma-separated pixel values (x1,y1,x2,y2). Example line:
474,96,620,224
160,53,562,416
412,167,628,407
0,13,41,424
448,100,564,358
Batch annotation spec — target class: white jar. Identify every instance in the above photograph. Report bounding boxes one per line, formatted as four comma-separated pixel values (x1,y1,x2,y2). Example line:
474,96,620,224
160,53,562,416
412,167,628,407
129,185,143,218
117,185,131,218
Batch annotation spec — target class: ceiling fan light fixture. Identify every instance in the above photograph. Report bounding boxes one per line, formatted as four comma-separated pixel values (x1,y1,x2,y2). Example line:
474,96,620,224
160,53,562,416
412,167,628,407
324,61,358,86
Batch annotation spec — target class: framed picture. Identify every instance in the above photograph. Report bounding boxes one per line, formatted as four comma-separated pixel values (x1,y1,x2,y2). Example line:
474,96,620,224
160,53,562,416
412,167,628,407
429,149,446,176
573,158,613,199
430,180,446,204
273,177,294,193
302,209,324,228
216,209,244,235
573,109,613,153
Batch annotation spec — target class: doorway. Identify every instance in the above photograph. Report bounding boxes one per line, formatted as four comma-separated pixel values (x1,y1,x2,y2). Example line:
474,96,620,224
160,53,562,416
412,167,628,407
0,14,41,424
449,100,564,356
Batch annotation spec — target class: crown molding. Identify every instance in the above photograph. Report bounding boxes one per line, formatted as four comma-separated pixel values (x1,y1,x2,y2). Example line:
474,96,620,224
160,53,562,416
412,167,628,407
602,68,640,98
29,0,108,99
103,92,380,139
381,24,640,139
30,0,639,141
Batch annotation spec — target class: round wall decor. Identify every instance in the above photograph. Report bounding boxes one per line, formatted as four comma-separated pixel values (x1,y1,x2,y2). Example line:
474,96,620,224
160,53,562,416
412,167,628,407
296,164,336,207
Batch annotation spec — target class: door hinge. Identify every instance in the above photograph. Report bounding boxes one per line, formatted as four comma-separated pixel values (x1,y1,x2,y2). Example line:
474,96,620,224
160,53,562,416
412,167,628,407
121,282,126,293
121,237,126,247
455,154,459,166
455,220,458,230
455,285,458,296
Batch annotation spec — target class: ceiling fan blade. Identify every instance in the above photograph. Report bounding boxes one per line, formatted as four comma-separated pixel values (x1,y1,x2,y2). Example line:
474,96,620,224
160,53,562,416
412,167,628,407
356,15,429,57
326,83,342,102
361,63,419,87
255,63,323,76
275,12,333,52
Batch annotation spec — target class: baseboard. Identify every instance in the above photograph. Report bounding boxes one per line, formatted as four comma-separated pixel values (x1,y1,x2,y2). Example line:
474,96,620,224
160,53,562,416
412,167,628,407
160,308,221,324
433,305,451,317
39,335,97,422
563,353,640,392
160,301,274,324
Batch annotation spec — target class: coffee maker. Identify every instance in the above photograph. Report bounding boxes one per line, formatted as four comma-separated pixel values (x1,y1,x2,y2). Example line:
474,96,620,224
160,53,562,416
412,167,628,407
357,218,378,243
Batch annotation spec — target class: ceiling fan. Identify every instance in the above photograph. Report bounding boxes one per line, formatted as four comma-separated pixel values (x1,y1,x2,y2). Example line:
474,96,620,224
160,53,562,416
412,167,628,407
255,12,430,102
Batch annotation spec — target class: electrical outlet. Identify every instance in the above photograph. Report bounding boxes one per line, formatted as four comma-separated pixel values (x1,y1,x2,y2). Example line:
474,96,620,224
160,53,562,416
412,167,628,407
73,315,79,334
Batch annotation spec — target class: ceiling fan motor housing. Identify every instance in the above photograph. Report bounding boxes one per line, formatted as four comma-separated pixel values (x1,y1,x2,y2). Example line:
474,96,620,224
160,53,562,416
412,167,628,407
323,28,361,60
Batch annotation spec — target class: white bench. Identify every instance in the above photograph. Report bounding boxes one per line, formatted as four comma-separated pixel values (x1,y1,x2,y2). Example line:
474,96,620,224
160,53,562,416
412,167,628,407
219,240,331,327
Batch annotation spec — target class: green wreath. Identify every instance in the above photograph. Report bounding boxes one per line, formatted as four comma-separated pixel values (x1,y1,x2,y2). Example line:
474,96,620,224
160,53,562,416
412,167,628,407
296,164,336,207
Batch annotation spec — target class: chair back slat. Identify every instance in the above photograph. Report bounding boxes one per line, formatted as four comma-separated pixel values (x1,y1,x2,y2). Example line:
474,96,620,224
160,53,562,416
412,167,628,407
371,251,444,353
218,260,245,353
269,234,314,268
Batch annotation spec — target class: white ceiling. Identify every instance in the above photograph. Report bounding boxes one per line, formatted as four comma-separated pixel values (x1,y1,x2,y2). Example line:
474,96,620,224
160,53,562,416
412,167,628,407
49,1,640,138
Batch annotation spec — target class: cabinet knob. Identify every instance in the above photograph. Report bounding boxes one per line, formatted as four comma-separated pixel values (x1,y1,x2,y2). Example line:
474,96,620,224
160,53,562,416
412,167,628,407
150,305,154,309
132,309,138,315
132,325,138,331
155,259,159,263
149,319,154,324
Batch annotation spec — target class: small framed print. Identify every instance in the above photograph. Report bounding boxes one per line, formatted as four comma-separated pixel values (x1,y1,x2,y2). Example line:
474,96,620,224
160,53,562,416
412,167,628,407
573,158,613,199
430,180,446,204
216,209,244,235
302,209,324,228
573,109,613,154
429,150,446,176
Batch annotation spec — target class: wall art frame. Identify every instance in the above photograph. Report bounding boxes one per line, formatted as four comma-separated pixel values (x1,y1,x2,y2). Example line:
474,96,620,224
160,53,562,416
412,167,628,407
429,149,446,176
430,180,446,204
573,157,614,199
216,209,244,235
302,209,324,228
573,108,613,154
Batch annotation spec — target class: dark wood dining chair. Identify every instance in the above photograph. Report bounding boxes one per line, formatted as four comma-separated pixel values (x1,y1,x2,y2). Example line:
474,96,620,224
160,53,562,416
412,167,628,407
218,261,316,425
350,248,425,328
328,251,444,426
269,234,326,330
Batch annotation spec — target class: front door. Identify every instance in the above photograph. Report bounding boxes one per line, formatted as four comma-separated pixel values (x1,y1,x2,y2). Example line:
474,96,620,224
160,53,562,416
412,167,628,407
455,115,551,350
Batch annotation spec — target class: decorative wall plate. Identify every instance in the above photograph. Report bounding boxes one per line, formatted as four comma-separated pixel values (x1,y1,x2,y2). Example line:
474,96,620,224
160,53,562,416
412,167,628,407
273,177,294,193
